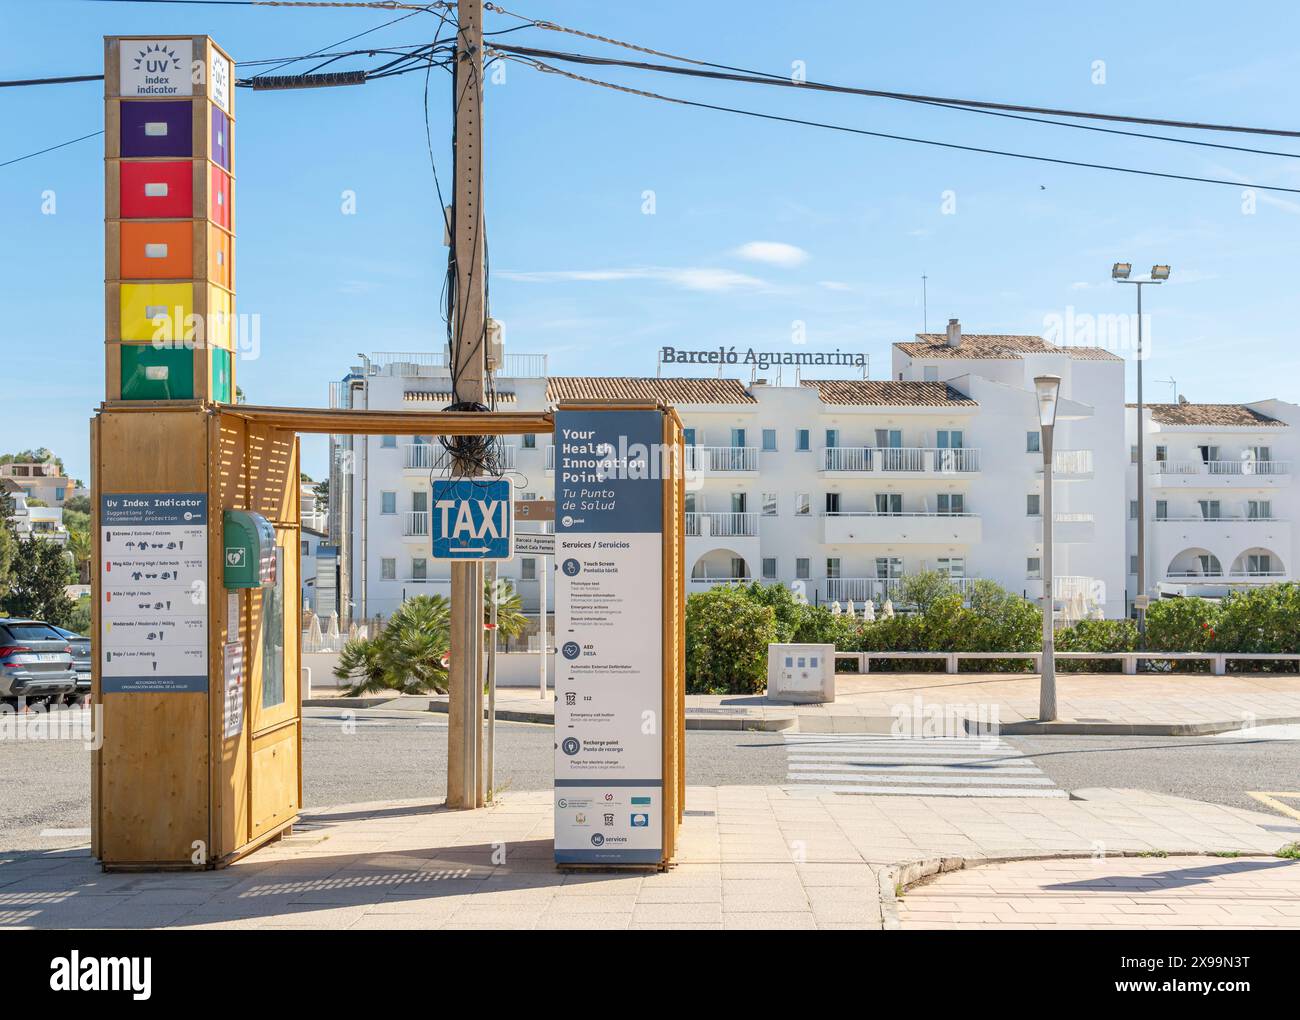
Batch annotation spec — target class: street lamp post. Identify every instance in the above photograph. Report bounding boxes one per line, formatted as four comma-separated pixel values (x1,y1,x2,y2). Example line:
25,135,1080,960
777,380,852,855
1112,262,1170,650
1034,374,1062,722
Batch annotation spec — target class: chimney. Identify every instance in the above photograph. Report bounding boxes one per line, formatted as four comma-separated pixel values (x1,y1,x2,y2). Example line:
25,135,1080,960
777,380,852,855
945,318,961,348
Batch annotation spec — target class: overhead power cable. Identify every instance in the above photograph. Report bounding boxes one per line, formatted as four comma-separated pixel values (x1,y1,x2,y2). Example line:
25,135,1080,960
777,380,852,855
490,43,1300,161
484,5,1300,140
493,51,1300,196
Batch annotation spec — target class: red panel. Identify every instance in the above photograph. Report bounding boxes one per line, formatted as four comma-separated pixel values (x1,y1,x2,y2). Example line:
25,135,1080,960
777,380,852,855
120,161,193,219
210,166,231,230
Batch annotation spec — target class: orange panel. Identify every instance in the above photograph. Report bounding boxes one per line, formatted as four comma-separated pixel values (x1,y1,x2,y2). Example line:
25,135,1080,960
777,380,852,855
120,220,194,280
208,227,233,290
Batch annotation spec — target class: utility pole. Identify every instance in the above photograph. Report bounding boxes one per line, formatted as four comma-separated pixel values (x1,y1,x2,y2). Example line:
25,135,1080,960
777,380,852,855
447,0,487,809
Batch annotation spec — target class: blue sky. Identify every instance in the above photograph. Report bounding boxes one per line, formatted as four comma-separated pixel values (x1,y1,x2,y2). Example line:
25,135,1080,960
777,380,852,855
3,0,1299,484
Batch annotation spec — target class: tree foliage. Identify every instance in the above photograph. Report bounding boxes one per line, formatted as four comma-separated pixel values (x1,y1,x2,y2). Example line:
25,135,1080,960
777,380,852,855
1,537,75,625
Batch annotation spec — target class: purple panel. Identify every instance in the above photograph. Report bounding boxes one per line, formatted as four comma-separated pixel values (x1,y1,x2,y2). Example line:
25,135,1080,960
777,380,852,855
210,107,231,170
120,100,192,158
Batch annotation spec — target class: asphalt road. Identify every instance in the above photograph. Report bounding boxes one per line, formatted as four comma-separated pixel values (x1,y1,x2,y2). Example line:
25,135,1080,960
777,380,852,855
1,707,1297,853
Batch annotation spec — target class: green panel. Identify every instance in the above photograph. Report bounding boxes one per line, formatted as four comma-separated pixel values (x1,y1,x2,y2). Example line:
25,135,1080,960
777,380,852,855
212,348,232,404
119,345,195,401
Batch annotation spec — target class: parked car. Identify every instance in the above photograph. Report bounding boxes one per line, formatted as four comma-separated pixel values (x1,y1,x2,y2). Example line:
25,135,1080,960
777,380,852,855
53,626,91,704
0,620,78,704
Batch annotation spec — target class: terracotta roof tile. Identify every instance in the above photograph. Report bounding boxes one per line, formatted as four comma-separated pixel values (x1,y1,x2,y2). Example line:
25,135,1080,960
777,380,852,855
546,376,756,405
800,379,976,407
1135,403,1286,428
896,333,1123,362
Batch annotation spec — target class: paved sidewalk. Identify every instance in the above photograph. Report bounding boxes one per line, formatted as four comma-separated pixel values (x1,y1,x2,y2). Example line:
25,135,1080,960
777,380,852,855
0,786,1296,930
898,855,1300,929
308,672,1300,736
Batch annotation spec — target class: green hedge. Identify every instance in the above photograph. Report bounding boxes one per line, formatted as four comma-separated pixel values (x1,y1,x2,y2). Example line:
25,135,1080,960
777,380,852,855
683,579,1300,690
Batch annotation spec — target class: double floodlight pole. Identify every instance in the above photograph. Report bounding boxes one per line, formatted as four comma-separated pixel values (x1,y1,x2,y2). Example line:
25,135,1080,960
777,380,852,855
1112,262,1171,652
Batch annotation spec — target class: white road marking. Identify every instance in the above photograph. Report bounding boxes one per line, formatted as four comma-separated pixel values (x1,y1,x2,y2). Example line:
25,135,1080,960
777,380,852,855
783,734,1066,798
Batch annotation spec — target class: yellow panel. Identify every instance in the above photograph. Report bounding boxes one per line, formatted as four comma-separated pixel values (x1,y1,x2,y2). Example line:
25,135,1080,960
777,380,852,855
119,282,194,343
250,725,298,838
207,284,232,350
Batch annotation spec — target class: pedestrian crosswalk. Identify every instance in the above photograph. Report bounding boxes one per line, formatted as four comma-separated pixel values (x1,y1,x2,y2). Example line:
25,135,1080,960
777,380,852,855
782,733,1067,798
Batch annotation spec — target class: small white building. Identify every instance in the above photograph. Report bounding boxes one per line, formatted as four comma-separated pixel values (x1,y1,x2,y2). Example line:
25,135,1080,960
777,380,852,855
1127,399,1298,598
6,491,70,546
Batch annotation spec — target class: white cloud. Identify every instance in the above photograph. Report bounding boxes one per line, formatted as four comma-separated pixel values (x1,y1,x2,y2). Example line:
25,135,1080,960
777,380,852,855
497,267,767,292
818,280,853,292
731,241,810,267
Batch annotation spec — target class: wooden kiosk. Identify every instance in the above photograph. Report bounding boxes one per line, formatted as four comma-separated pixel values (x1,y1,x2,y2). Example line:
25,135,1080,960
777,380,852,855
92,35,684,871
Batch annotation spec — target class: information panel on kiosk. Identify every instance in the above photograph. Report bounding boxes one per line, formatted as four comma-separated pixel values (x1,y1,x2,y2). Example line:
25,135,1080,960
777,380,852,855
553,409,665,866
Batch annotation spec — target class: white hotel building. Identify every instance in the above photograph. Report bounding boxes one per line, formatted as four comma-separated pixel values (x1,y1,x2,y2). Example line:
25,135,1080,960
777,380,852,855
325,321,1298,638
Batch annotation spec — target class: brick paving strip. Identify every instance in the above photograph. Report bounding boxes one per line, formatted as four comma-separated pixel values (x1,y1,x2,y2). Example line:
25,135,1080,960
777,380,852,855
0,787,1296,930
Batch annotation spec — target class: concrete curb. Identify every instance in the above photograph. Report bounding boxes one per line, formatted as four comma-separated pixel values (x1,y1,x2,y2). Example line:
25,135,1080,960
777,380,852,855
302,698,1300,736
885,847,1289,929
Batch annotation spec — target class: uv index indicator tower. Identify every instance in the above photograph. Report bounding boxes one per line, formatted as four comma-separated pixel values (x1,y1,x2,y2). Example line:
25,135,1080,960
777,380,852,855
104,35,235,402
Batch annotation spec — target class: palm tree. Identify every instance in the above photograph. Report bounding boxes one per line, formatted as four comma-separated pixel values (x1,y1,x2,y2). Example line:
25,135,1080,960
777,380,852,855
485,577,528,646
335,595,451,696
67,529,92,584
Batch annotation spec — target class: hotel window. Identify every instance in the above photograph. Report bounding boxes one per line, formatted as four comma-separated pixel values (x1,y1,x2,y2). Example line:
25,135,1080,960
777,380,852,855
522,433,536,449
1198,499,1221,520
683,428,697,447
826,558,841,579
1248,500,1272,520
731,557,748,579
381,491,397,515
1026,494,1041,517
1026,431,1040,453
1155,445,1168,463
875,557,902,579
1130,500,1138,520
731,428,747,448
795,558,810,580
411,558,427,580
936,493,964,515
762,557,777,580
762,492,778,516
1155,500,1168,520
381,558,396,581
825,492,841,514
762,428,777,452
1250,446,1272,464
412,490,428,513
936,430,963,449
522,492,536,502
1130,444,1138,464
301,540,310,556
795,429,811,452
1026,557,1041,579
875,493,902,515
1247,554,1273,575
937,557,965,579
381,435,397,448
1130,555,1139,575
521,558,537,581
795,493,811,516
825,429,840,449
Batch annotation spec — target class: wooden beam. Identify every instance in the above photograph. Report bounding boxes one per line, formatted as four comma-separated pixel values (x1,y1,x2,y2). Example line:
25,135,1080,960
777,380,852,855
99,402,553,436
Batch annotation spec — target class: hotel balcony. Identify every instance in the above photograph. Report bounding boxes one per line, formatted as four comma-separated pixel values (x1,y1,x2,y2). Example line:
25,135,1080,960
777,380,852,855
1036,449,1094,480
400,511,430,538
823,575,980,604
818,446,980,476
1149,459,1291,487
404,443,515,472
1051,512,1095,544
684,445,759,474
819,511,982,545
684,512,760,539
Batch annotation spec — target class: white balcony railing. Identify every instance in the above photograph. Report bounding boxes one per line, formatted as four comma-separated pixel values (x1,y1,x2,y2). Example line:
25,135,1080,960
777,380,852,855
689,575,751,586
401,511,429,537
819,447,980,473
684,512,759,538
404,443,515,471
1153,459,1290,477
684,446,759,472
824,576,980,604
1042,449,1093,477
1154,514,1285,523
